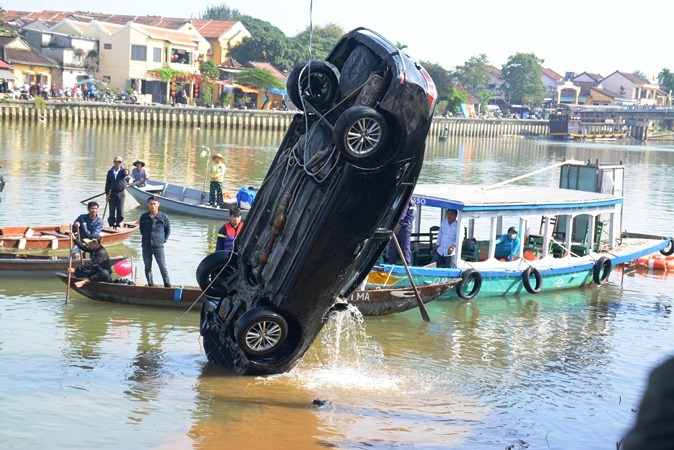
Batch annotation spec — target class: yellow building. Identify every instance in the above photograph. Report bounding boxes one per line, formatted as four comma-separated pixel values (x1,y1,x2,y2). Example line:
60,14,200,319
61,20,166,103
0,36,58,88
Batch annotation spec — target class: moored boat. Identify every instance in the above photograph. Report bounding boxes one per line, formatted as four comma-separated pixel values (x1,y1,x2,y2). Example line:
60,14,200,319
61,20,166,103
0,253,128,277
371,160,674,300
55,273,456,316
0,222,139,251
127,180,250,220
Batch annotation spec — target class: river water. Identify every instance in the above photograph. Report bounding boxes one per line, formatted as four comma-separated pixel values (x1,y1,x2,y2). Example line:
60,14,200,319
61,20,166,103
1,122,673,449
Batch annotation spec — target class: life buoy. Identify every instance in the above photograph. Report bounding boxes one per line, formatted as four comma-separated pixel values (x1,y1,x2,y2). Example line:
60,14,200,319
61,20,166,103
522,266,542,294
593,257,612,285
456,269,482,300
660,238,674,256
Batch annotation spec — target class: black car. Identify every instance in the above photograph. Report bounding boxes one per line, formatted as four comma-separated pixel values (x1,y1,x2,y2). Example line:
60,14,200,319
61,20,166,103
197,28,437,375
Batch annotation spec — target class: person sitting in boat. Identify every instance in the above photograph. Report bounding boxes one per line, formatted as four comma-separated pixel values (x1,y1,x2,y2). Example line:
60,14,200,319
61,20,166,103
128,160,149,187
216,207,243,253
67,232,112,282
386,198,415,265
431,209,458,267
494,226,521,261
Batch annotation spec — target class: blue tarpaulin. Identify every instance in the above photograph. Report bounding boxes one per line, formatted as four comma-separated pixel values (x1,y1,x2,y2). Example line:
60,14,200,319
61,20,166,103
267,88,287,96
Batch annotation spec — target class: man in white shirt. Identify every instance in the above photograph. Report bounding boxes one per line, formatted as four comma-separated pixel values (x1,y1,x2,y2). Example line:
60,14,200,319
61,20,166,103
432,209,458,267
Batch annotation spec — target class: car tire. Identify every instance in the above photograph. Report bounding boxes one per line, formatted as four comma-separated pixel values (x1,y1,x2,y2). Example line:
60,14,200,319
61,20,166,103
235,308,289,356
195,251,239,298
286,61,338,112
334,105,388,162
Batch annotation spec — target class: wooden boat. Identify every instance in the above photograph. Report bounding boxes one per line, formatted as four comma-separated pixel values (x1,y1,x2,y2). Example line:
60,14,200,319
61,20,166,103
127,180,250,220
0,222,139,251
371,160,674,300
54,273,457,316
0,253,128,277
342,280,460,315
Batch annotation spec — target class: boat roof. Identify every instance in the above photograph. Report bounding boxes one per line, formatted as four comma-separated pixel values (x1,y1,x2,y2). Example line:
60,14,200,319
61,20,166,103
413,183,622,217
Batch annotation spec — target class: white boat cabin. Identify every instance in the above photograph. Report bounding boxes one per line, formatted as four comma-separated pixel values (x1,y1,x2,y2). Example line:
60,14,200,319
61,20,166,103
407,161,625,265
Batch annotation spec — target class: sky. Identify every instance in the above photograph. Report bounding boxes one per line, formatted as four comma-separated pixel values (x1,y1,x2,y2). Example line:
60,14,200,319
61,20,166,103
6,0,672,80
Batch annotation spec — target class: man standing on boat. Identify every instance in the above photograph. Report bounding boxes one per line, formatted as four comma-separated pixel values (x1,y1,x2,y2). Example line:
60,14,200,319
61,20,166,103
208,153,226,208
386,198,415,265
105,156,129,229
494,226,521,261
432,209,458,267
139,196,171,287
66,232,112,282
216,207,243,253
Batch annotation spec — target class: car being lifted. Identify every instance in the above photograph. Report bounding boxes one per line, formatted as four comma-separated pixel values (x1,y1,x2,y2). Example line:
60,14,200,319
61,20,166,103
196,28,437,375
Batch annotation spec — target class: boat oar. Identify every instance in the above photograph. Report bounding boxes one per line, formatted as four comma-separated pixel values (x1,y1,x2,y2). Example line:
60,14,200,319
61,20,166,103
101,191,110,223
80,191,105,204
392,233,430,322
66,233,74,304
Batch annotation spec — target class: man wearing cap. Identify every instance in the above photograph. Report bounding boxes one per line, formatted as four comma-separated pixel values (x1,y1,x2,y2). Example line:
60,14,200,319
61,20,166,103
208,153,226,208
105,156,129,229
216,207,243,253
67,231,112,282
128,159,148,187
494,226,521,261
139,196,171,287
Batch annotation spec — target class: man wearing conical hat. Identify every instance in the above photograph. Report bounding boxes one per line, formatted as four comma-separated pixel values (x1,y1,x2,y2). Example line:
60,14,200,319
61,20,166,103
208,153,226,208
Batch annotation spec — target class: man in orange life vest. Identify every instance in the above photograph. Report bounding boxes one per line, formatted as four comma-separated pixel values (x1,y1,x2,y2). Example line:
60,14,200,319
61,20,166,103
216,207,243,252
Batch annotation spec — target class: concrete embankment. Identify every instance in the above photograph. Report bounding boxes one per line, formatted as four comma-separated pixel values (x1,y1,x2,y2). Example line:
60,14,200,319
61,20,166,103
0,101,550,138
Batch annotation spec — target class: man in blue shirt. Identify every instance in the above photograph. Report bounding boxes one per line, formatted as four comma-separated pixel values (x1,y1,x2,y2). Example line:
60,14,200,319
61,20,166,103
72,201,104,240
139,196,171,287
495,226,521,261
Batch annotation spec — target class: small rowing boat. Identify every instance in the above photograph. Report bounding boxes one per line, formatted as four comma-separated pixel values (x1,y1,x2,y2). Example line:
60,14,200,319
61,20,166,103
0,222,139,251
0,253,127,277
55,273,457,316
127,180,250,220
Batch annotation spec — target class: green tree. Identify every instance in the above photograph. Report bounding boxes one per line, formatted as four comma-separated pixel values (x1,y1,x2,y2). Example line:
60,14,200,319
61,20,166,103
657,68,674,95
501,52,544,105
200,3,241,20
453,54,491,92
236,67,285,90
228,16,300,71
447,87,467,115
633,69,649,83
420,61,453,102
293,23,344,63
199,58,220,80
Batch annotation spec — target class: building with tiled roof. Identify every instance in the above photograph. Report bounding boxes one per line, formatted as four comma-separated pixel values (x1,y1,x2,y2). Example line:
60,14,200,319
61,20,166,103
601,70,660,106
0,36,58,88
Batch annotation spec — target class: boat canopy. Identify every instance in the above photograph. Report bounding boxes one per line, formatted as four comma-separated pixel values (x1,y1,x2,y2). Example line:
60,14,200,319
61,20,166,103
412,183,621,219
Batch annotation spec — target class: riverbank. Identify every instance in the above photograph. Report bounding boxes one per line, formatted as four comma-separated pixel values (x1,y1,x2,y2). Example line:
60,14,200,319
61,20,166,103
0,100,550,138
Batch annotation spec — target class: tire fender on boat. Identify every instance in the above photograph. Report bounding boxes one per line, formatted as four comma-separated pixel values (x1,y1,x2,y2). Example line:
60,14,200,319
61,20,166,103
593,257,612,285
660,238,674,256
456,269,482,300
522,266,542,294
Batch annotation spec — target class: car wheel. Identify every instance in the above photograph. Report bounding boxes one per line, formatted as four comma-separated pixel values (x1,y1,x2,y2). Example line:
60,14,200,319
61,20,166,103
334,105,388,162
195,251,239,298
286,61,338,112
235,308,289,356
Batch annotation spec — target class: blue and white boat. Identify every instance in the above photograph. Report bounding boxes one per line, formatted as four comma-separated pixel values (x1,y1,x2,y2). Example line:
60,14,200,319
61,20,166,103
370,160,674,299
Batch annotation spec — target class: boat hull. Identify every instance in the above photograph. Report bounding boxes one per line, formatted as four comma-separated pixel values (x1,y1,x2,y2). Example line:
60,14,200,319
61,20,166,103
127,180,248,221
372,235,673,300
0,254,127,277
55,273,453,316
0,222,138,251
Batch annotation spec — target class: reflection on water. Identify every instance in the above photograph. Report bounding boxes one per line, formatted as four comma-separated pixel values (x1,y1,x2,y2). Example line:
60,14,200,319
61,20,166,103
1,123,674,448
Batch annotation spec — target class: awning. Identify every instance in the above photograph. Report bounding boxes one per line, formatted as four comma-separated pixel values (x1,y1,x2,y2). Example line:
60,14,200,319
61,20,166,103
0,70,15,80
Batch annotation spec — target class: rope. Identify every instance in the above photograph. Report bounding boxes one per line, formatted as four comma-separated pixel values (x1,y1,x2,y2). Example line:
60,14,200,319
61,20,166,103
140,250,236,355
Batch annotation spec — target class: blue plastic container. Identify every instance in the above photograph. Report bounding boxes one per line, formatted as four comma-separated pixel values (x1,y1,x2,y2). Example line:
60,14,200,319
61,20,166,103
173,286,183,302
